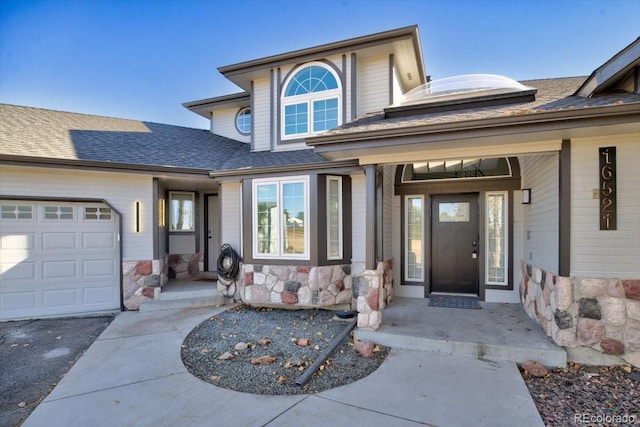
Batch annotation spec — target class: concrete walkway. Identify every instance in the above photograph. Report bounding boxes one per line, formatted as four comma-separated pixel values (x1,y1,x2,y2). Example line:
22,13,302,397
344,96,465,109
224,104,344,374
23,306,544,427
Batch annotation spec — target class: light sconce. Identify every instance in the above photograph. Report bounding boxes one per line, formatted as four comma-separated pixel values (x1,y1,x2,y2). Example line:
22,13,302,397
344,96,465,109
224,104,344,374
522,189,531,205
135,201,141,232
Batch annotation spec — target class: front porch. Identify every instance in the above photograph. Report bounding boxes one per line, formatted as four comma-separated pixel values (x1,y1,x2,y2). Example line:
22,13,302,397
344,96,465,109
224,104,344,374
356,297,566,367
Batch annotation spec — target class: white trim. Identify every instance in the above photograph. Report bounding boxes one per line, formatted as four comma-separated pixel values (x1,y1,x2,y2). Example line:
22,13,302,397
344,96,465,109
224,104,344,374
485,191,509,286
404,194,424,282
281,62,342,140
252,176,310,260
326,176,343,260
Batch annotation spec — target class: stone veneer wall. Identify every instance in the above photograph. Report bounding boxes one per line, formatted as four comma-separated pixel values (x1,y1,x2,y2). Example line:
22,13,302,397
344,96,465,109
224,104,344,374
520,261,640,367
166,253,203,280
355,260,394,330
238,264,353,308
122,253,203,310
123,258,167,310
236,259,394,329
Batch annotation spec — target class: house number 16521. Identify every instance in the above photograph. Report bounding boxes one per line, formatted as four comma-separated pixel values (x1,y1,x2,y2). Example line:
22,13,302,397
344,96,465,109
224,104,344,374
599,146,616,230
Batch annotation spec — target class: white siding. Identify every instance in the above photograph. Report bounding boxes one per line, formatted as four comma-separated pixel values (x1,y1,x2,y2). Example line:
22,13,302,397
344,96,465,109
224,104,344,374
392,66,403,105
253,77,271,152
351,173,366,263
357,54,389,115
219,181,242,252
570,134,640,277
0,165,153,260
521,154,559,274
212,108,250,143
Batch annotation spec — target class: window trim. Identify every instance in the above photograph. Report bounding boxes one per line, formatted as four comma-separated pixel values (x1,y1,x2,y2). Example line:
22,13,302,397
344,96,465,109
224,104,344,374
281,62,342,140
485,191,509,286
252,176,310,260
235,106,251,135
326,176,343,260
169,191,195,232
0,203,35,221
43,204,75,221
404,194,425,282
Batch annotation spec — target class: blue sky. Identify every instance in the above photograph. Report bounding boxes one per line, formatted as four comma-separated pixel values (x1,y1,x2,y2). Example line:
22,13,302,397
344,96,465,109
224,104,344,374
1,0,638,129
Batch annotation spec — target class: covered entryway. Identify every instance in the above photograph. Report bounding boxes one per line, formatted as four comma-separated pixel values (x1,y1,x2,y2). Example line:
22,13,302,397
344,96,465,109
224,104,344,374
0,200,121,320
431,193,479,295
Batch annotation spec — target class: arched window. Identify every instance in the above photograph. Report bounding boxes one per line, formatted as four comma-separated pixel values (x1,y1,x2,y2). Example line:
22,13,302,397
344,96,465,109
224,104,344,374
282,64,341,138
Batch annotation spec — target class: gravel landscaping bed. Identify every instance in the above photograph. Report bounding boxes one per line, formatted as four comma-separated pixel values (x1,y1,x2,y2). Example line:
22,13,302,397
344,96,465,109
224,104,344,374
521,361,640,426
181,305,389,395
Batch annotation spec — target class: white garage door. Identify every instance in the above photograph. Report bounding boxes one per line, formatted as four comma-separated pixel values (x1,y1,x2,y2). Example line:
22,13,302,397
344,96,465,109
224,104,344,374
0,200,120,320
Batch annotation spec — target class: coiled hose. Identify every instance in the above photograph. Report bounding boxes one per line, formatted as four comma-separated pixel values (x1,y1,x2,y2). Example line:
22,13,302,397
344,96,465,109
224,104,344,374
217,243,241,299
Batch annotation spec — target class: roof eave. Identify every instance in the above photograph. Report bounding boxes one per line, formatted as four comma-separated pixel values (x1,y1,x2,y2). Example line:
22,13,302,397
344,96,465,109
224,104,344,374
308,103,640,148
218,26,424,90
0,155,213,177
209,159,361,179
575,37,640,97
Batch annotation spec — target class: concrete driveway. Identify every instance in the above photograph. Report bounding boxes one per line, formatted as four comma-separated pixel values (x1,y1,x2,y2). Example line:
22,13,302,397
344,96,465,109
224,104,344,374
19,306,544,427
0,316,114,426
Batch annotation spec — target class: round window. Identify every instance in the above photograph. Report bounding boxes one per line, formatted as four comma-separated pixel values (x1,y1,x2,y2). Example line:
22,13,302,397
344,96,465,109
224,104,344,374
236,107,251,135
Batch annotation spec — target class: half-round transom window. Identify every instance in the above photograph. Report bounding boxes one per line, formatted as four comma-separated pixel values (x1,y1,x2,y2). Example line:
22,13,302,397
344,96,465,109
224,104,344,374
236,107,251,135
285,66,339,96
402,158,512,182
282,64,341,138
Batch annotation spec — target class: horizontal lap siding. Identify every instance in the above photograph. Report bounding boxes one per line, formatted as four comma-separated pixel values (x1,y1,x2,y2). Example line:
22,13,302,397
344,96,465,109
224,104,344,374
0,165,153,260
253,78,271,151
220,181,241,252
351,173,365,263
521,154,559,274
212,108,250,143
357,54,389,115
571,135,640,277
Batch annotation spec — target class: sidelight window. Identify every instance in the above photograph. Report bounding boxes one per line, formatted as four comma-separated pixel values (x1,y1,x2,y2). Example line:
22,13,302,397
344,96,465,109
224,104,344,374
404,195,424,281
486,191,508,285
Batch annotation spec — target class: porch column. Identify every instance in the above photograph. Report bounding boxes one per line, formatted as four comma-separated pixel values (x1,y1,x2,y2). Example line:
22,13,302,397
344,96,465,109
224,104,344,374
365,164,377,270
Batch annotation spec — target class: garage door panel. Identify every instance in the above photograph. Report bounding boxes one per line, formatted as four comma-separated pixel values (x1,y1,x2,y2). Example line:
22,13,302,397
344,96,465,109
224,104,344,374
42,288,77,308
42,232,77,250
0,200,120,320
1,291,37,311
0,232,35,249
0,261,36,280
83,287,117,305
82,232,116,249
42,260,78,279
83,259,116,277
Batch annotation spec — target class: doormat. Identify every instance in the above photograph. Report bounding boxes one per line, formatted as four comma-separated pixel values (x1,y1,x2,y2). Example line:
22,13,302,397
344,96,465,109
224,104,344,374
428,296,481,309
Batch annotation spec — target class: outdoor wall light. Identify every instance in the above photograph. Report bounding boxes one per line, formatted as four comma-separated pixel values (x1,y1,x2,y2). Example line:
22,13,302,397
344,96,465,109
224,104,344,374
135,201,141,232
522,188,531,204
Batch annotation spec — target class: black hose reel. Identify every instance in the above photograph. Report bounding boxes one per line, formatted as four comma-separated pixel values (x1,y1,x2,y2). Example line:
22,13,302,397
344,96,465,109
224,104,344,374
217,243,241,299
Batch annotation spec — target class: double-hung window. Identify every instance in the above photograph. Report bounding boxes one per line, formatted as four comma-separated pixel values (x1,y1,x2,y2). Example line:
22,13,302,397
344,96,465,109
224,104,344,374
253,176,309,259
282,64,340,139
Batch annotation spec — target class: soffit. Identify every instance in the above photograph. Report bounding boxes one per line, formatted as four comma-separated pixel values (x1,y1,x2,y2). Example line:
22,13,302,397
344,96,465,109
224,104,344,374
219,26,425,92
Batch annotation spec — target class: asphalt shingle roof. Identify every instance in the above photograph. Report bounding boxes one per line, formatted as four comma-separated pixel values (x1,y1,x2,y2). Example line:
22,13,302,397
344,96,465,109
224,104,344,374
318,77,640,136
0,104,328,172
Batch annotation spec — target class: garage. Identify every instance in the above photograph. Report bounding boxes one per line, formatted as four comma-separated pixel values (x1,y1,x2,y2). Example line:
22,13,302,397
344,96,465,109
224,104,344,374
0,200,121,320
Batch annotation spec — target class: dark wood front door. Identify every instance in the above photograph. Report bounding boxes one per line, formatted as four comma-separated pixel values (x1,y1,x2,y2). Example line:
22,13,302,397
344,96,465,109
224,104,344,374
431,194,479,294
